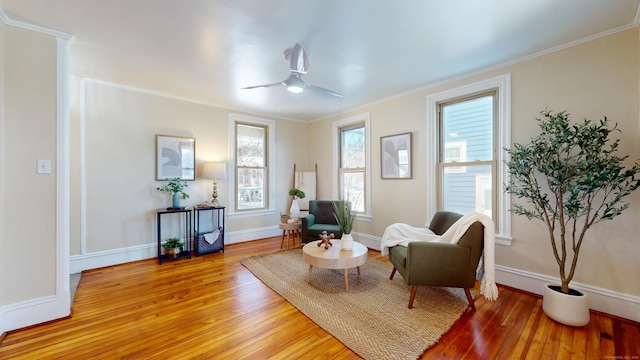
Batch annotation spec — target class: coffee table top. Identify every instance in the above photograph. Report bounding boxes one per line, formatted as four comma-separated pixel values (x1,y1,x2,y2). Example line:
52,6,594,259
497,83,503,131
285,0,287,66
302,240,368,270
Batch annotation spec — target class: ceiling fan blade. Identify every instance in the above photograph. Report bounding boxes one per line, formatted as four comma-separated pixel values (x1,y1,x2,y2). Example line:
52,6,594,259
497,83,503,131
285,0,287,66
241,81,284,90
306,84,343,98
287,43,309,75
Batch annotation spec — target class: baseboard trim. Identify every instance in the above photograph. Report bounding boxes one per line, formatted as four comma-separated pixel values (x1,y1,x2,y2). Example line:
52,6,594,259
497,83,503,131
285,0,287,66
70,226,283,273
495,265,640,323
0,292,70,332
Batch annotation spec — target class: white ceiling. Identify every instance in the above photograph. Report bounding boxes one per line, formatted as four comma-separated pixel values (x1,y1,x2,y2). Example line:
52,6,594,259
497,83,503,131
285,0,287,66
1,0,639,121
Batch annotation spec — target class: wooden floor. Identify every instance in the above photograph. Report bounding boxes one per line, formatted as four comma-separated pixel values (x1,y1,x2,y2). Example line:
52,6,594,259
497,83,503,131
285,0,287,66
1,237,638,359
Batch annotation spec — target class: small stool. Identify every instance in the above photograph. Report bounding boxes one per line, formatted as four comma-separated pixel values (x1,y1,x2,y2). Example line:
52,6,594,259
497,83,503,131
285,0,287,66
279,222,302,250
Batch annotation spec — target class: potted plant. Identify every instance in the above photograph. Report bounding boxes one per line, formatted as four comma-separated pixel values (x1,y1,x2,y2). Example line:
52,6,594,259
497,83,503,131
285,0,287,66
157,177,190,209
162,237,184,257
288,188,305,222
505,109,640,326
332,200,355,250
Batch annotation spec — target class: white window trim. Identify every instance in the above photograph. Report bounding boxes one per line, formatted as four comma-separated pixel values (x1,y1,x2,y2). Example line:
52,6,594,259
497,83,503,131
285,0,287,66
332,113,372,221
228,113,276,218
426,74,512,245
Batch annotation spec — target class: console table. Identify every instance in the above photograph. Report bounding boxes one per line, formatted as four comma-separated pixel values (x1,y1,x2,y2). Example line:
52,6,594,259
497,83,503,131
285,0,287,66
156,208,192,264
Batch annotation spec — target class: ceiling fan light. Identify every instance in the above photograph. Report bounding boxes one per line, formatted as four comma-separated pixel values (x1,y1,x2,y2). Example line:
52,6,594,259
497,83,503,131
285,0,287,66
287,84,304,94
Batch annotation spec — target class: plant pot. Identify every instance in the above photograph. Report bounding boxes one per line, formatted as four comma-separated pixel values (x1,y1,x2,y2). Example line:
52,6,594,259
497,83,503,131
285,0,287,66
172,193,180,208
341,233,354,250
164,247,182,257
542,284,590,326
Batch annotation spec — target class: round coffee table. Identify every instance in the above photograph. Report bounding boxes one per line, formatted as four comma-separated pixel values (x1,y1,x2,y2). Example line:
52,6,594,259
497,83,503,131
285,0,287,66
302,239,368,291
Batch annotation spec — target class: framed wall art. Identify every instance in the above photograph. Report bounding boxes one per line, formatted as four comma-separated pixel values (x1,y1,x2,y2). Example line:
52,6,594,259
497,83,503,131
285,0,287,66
380,132,412,179
156,134,196,181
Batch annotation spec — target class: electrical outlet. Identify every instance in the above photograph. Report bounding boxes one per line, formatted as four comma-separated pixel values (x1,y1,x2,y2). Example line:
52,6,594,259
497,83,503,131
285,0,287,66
37,159,52,174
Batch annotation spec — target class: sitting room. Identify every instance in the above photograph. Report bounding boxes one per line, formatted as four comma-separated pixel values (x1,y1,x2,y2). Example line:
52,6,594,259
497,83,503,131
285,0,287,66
1,1,639,359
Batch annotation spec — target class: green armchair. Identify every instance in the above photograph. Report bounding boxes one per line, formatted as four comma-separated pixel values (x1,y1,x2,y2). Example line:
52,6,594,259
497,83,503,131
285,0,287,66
301,200,347,244
388,211,485,310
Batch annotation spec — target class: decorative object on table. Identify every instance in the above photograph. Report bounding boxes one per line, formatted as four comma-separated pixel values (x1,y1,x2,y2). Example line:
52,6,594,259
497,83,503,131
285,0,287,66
380,132,412,179
505,109,640,327
332,199,355,250
156,177,189,209
156,134,195,181
162,237,184,257
241,249,469,360
288,188,305,222
317,231,334,249
201,161,227,206
280,213,290,223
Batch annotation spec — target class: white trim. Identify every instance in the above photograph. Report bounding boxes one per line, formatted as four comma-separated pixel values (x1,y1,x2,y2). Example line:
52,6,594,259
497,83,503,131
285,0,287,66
331,113,372,218
228,113,276,217
426,74,512,245
0,8,73,40
0,17,5,333
79,79,87,255
496,265,640,323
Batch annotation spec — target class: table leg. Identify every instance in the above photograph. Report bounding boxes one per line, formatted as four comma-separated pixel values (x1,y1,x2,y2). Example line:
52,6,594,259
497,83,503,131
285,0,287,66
344,269,349,291
357,266,361,275
280,230,286,249
307,264,313,283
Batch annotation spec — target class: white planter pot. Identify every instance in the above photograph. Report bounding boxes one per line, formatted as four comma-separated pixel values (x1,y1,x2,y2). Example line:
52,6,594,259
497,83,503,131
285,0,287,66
542,284,590,327
341,233,354,250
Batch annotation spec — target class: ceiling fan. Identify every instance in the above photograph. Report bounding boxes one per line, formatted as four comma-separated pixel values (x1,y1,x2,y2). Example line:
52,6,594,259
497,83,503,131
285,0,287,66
242,43,343,98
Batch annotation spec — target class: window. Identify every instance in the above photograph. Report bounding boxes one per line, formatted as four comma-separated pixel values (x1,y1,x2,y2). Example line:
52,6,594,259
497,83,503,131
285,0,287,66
229,114,275,215
438,93,495,218
426,74,512,244
333,113,371,220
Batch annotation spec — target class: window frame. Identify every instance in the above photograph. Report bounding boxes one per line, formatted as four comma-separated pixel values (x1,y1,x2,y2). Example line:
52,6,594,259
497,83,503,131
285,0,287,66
228,114,276,218
426,74,512,245
332,113,372,221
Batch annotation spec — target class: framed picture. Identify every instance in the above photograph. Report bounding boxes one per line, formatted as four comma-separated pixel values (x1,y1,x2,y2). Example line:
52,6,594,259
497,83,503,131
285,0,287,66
381,132,412,179
156,134,196,181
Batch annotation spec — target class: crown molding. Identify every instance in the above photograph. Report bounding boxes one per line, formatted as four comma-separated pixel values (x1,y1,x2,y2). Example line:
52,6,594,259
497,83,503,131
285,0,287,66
0,8,73,41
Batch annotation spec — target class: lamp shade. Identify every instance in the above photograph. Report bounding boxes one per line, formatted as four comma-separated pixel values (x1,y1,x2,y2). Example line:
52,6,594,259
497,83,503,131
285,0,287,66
202,162,227,179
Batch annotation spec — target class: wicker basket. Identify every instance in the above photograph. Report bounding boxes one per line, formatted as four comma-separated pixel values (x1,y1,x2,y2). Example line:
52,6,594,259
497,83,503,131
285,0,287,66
280,214,290,223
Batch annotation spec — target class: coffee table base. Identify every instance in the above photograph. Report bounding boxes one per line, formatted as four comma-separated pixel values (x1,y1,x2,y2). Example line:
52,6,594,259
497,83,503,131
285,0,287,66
302,239,368,291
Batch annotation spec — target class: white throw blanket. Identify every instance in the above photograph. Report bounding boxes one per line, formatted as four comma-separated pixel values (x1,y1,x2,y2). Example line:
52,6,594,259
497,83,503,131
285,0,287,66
381,212,499,301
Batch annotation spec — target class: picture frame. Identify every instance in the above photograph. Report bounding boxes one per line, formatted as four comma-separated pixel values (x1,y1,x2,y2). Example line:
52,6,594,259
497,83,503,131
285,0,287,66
156,134,196,181
380,132,412,179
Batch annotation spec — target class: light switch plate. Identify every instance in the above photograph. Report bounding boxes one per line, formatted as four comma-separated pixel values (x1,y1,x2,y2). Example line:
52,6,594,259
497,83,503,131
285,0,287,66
37,159,52,174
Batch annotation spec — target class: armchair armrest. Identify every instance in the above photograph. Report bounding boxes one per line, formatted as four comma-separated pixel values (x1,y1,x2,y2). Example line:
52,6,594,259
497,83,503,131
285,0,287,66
405,242,471,287
302,214,316,227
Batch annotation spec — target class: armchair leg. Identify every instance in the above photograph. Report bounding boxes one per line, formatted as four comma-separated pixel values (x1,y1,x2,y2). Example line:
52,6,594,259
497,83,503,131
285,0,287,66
464,288,476,311
389,267,396,280
408,285,418,309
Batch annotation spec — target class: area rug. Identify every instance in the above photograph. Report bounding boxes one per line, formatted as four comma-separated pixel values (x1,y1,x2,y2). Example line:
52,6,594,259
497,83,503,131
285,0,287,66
241,248,470,360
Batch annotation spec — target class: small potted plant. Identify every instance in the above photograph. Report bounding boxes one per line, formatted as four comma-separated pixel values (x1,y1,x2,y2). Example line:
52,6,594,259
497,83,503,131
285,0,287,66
157,177,189,209
332,200,355,250
505,109,640,326
288,188,305,222
162,237,184,257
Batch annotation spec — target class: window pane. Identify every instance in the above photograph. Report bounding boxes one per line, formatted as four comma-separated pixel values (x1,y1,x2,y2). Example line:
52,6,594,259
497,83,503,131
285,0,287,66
237,124,265,167
341,171,364,212
442,96,493,162
341,126,365,168
442,163,492,217
237,168,264,209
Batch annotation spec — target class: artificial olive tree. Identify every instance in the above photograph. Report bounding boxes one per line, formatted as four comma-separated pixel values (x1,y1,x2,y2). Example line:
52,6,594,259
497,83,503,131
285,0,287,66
505,110,640,294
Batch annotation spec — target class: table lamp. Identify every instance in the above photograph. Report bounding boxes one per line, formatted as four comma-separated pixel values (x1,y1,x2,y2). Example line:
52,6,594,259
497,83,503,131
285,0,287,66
202,162,227,206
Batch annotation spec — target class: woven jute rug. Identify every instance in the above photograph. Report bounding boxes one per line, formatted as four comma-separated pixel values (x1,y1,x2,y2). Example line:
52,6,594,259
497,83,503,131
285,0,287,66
241,248,470,360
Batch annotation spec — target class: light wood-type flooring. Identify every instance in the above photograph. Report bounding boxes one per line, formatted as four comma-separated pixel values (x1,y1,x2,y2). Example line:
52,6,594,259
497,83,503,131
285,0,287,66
1,237,638,359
